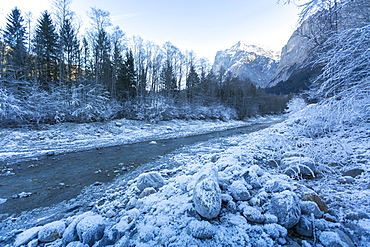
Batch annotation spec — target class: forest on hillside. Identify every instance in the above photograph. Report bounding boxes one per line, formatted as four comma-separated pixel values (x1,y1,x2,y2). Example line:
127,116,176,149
0,1,289,128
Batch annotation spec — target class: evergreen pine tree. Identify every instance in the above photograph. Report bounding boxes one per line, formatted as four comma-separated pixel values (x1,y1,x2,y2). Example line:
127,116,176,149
93,29,111,86
33,11,58,85
117,50,137,100
60,19,79,82
3,7,27,77
161,60,177,96
186,64,200,103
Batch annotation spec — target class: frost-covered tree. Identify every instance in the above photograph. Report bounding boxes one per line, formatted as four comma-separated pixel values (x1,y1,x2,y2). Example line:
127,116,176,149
313,23,370,97
161,59,177,95
60,19,80,82
52,0,74,83
117,50,137,100
3,7,28,77
87,7,112,86
93,28,112,86
33,11,59,85
186,64,200,103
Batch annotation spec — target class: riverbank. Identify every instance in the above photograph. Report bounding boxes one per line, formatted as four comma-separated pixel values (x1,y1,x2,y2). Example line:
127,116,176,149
0,117,273,164
0,105,369,246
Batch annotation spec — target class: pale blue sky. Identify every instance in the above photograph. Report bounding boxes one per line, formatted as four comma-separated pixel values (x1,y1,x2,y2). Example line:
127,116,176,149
0,0,300,61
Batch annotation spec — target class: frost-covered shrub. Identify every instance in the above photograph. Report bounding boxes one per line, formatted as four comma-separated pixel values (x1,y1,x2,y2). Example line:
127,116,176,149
314,24,370,97
121,95,238,122
285,97,307,114
0,82,122,127
0,88,31,127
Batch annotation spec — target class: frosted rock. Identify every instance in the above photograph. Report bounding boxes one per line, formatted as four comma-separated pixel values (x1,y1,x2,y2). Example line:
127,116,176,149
319,231,353,247
139,187,156,198
264,179,292,193
27,239,39,247
136,172,164,191
62,212,95,246
229,180,251,201
113,209,140,234
76,215,106,246
14,226,42,247
193,172,222,219
269,190,301,228
242,165,263,189
38,220,66,243
342,168,364,178
301,201,324,218
294,215,313,237
264,223,287,239
187,220,216,239
242,205,265,224
338,176,355,184
66,241,89,247
294,184,329,213
264,213,279,224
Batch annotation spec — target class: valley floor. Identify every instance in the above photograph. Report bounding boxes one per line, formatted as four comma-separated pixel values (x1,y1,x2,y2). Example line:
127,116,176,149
0,107,369,247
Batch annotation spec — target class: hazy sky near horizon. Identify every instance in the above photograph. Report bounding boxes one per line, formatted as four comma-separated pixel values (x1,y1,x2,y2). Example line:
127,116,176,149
0,0,300,62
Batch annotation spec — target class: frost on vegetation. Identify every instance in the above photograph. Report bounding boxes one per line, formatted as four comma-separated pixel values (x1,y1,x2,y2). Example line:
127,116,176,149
285,97,307,114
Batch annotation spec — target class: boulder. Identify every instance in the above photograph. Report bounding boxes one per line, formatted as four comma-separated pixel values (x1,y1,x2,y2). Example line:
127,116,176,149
187,220,216,239
76,215,106,246
229,180,251,201
139,187,157,198
136,172,164,191
14,226,42,247
264,179,292,193
338,176,355,184
295,184,329,213
269,190,301,229
66,242,89,247
242,206,265,224
193,172,222,219
62,212,95,246
301,201,324,218
342,168,364,178
264,223,287,239
319,230,354,247
27,239,39,247
294,215,313,237
38,220,66,243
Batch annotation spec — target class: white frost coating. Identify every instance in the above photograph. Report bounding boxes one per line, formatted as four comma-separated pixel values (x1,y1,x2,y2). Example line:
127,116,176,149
136,171,164,191
193,169,221,219
269,190,301,229
187,220,216,239
38,220,66,243
76,215,106,246
229,180,251,201
319,231,349,247
14,226,42,247
62,211,95,246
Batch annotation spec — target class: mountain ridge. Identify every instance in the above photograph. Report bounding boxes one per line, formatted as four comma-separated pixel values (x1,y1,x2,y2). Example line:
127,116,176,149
212,41,279,88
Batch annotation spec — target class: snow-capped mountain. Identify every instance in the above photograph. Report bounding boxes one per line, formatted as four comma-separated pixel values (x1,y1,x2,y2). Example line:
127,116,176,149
212,41,280,88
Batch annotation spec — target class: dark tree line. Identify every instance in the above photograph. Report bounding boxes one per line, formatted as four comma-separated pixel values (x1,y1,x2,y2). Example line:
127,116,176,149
0,4,289,127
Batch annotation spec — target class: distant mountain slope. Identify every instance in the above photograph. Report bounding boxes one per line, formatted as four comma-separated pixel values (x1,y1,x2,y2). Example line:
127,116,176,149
212,41,279,88
267,0,370,94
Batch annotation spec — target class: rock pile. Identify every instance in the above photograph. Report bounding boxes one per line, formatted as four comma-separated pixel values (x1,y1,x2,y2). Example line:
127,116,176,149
10,164,355,247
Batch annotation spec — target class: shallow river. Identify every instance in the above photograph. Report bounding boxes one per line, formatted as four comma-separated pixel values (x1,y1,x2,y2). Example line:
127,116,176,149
0,118,283,216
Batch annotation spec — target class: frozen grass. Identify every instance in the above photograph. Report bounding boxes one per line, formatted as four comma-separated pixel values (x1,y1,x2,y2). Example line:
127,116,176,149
0,117,263,163
1,89,369,246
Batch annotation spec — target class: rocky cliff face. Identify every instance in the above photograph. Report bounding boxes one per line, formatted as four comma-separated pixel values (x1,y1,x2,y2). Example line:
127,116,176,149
212,41,279,88
268,0,370,91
